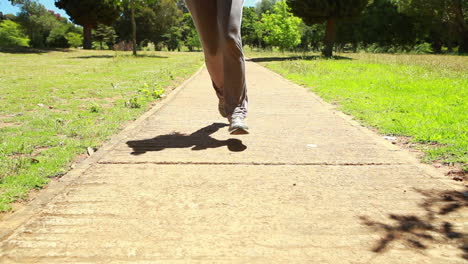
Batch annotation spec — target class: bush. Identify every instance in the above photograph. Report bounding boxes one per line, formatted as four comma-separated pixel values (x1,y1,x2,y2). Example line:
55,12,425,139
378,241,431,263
65,32,82,48
47,24,70,48
92,41,109,50
413,43,432,54
0,20,30,48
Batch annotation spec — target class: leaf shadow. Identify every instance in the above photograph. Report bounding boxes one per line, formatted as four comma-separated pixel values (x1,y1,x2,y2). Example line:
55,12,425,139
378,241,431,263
360,188,468,260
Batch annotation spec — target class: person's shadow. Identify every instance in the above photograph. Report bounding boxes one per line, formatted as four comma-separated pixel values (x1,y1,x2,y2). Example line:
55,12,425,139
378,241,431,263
126,123,247,155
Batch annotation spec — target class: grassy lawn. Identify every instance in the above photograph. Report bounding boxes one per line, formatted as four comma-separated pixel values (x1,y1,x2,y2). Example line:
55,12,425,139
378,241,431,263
245,50,468,170
0,49,204,211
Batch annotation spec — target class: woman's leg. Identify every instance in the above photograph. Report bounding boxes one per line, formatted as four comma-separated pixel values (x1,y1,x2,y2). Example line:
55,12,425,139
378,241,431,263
216,0,248,119
184,0,224,101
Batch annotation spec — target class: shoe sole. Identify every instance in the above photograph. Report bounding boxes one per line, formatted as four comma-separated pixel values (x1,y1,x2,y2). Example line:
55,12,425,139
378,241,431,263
229,127,249,135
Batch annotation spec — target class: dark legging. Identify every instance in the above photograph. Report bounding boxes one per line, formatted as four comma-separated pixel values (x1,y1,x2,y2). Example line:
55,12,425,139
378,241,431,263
184,0,248,119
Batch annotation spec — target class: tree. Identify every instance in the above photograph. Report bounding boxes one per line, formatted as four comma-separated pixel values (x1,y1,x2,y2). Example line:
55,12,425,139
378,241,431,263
334,0,417,53
258,1,302,51
93,24,117,49
256,0,279,14
179,12,201,51
396,0,468,54
114,0,181,53
55,0,121,49
8,0,27,4
297,22,324,52
176,0,189,13
0,20,29,48
163,26,182,51
287,0,369,57
46,23,70,48
114,0,159,55
15,1,60,48
242,7,261,48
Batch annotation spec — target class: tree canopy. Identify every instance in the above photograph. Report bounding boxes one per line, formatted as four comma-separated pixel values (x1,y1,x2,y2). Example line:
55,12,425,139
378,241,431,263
0,20,29,48
3,0,466,54
55,0,121,49
259,1,302,51
287,0,369,56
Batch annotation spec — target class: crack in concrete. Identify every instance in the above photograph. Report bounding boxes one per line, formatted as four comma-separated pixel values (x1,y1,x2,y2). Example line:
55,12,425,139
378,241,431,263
97,161,408,166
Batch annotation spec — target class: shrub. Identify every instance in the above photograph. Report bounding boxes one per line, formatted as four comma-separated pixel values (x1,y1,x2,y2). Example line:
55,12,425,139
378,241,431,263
413,43,432,54
65,32,82,48
47,24,70,48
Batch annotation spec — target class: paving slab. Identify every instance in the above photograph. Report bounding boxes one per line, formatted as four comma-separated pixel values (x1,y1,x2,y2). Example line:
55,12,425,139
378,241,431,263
0,61,466,263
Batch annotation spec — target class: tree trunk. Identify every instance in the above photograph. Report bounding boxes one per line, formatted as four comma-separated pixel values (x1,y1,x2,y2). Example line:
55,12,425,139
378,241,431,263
447,41,453,53
451,0,468,54
131,7,137,56
459,30,468,54
431,39,442,54
352,42,358,53
323,18,337,58
83,25,92,49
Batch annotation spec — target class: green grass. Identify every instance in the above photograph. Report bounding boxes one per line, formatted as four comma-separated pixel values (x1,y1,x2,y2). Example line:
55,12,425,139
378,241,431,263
0,49,204,211
246,50,468,169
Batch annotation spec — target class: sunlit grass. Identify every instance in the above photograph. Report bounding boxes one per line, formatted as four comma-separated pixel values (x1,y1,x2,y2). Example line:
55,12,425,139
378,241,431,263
0,49,204,211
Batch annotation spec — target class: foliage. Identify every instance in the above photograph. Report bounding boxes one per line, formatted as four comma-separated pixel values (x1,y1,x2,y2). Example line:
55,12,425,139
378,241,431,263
55,0,121,27
179,13,201,51
139,82,166,99
395,0,468,54
46,23,70,48
296,22,324,52
0,20,29,47
258,1,302,51
3,1,80,49
15,1,63,48
335,0,418,52
163,26,182,51
55,0,121,49
255,0,279,14
112,0,159,55
241,7,262,48
7,0,466,53
65,32,82,47
287,0,370,24
113,0,180,54
93,24,117,50
185,27,201,51
287,0,369,57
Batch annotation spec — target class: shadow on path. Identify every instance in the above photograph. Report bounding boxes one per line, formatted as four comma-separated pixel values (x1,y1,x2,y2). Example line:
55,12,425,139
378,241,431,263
247,55,352,63
126,123,247,155
360,187,468,260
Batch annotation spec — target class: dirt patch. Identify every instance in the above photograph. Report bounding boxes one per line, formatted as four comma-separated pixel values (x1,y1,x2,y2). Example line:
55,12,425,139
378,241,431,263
389,135,467,182
0,114,14,119
447,170,467,182
31,146,50,156
0,122,21,129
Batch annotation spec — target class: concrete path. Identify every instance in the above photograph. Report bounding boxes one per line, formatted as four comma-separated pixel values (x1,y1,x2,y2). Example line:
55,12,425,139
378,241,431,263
0,61,466,263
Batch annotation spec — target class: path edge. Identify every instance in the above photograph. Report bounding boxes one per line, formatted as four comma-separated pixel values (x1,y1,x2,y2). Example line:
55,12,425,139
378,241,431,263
0,65,206,241
249,60,460,189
